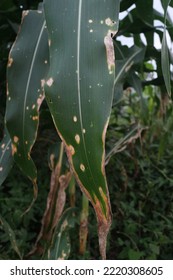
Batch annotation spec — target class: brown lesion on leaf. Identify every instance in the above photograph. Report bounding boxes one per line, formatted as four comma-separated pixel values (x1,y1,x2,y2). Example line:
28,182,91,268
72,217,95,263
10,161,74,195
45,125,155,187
12,143,17,155
13,136,19,143
49,153,55,170
27,160,72,258
32,116,39,121
7,57,13,68
104,30,116,74
93,189,112,260
67,145,75,156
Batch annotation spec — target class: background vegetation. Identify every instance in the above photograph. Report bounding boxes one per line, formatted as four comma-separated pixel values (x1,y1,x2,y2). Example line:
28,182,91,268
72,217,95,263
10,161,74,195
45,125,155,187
0,0,173,259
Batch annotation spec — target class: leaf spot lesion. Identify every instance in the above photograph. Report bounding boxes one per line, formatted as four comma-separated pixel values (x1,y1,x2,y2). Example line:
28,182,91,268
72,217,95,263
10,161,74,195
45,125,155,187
8,57,13,67
80,164,85,172
75,134,80,144
46,77,54,87
32,116,38,121
105,18,116,27
104,30,116,74
68,145,75,156
13,136,19,143
73,116,77,122
1,144,5,149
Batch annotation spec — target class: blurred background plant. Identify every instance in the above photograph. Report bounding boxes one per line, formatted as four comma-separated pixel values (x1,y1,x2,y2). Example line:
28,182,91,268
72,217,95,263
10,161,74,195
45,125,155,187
0,0,173,259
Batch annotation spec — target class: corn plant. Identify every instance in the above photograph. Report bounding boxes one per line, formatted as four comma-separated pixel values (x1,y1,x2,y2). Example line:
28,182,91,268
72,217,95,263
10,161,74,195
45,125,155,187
0,0,120,259
0,0,172,259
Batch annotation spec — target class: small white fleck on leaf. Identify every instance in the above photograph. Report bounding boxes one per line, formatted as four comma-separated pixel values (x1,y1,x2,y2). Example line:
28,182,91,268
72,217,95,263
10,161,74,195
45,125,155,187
73,116,77,122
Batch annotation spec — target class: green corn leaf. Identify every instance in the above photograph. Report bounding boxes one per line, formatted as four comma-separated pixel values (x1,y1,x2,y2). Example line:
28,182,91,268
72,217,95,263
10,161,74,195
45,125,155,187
161,0,171,96
5,9,49,183
0,215,22,259
44,0,120,259
0,128,13,186
48,208,77,260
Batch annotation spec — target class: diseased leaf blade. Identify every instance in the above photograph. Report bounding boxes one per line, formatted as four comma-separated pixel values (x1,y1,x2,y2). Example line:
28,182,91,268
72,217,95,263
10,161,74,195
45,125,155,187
44,0,120,259
0,128,13,186
5,9,49,182
48,208,77,260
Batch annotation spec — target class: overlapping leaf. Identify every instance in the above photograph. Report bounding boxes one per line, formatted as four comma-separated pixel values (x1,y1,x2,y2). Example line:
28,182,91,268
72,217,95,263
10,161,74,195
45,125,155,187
161,0,172,96
0,128,13,186
5,9,49,183
44,0,120,258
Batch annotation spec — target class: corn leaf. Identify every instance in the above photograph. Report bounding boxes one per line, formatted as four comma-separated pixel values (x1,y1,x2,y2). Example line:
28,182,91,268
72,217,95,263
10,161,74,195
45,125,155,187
161,0,171,96
0,215,22,259
0,128,13,186
48,208,77,260
44,0,120,259
5,9,49,183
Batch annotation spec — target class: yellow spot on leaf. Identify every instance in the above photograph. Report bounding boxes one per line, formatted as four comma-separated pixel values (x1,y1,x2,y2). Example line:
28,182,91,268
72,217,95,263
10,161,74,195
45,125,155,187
32,116,38,121
75,134,80,144
0,167,3,172
13,136,19,143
